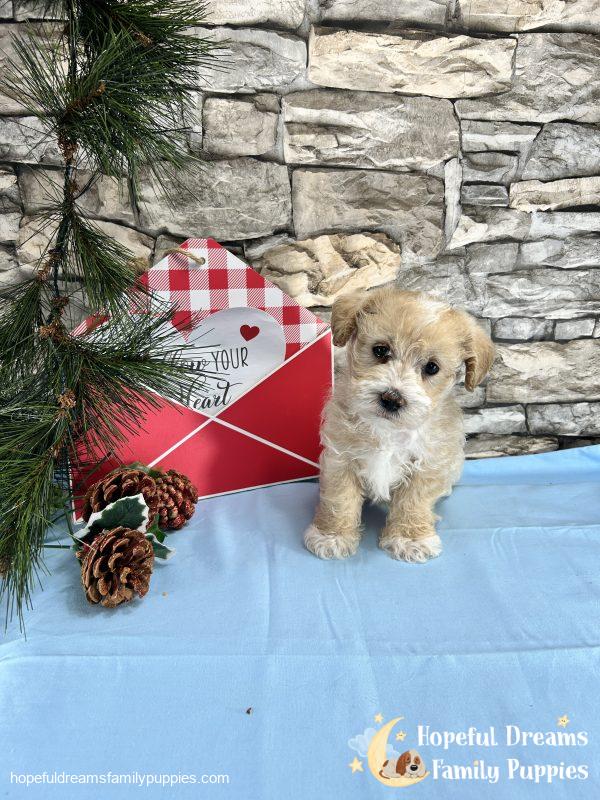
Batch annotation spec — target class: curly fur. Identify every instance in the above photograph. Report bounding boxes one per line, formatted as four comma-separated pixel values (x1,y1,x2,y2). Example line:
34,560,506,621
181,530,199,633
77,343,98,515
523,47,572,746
304,287,494,562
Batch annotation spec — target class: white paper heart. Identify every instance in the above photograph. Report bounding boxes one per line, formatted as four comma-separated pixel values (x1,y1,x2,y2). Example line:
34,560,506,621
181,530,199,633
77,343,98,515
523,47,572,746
175,307,286,416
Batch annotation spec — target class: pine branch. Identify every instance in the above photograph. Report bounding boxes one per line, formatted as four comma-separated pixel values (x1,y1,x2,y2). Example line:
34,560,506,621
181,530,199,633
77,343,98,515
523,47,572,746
3,6,220,201
0,279,46,374
0,1,222,624
0,403,71,623
0,288,216,625
55,307,208,456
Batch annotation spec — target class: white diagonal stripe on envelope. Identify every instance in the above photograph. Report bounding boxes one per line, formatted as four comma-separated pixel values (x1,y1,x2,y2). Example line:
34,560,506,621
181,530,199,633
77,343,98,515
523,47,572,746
209,417,320,468
190,476,319,502
147,415,319,471
147,329,330,469
147,417,213,468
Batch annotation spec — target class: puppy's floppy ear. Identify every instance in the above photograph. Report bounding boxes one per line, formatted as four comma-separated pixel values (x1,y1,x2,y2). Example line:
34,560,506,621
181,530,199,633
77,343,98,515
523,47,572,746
330,291,365,346
451,310,495,391
397,751,411,776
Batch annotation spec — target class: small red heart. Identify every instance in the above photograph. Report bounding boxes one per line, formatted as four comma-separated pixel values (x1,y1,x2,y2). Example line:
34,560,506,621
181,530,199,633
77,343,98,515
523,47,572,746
240,324,259,342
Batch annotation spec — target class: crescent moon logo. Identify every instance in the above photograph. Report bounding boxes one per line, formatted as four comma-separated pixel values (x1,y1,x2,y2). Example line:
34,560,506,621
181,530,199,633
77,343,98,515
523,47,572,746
366,717,430,788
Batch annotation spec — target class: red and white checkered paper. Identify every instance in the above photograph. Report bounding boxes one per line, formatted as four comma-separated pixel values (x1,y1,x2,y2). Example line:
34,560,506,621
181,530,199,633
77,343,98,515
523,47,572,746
73,237,333,506
76,237,328,358
145,238,328,358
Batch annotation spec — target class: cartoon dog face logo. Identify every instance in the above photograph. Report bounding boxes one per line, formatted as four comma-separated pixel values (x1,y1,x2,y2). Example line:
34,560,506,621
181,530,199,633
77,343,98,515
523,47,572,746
379,749,426,780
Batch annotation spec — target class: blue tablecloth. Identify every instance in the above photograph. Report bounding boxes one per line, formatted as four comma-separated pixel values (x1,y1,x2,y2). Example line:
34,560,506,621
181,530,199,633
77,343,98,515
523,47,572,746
2,446,600,798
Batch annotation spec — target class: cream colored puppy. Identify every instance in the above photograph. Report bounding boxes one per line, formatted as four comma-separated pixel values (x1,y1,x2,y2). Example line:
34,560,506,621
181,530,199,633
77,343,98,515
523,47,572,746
304,287,494,563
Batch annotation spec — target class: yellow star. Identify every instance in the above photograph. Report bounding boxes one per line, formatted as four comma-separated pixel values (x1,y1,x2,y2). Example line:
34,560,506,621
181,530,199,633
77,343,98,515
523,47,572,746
396,731,407,741
558,715,570,728
349,757,364,773
374,713,384,724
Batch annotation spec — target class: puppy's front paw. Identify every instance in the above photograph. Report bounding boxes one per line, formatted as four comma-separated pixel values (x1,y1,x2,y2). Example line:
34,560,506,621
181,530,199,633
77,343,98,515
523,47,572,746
304,524,359,560
380,533,442,563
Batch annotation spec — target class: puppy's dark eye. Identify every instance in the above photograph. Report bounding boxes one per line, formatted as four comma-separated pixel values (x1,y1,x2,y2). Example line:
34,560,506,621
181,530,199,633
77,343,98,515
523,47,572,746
423,361,439,376
372,344,390,361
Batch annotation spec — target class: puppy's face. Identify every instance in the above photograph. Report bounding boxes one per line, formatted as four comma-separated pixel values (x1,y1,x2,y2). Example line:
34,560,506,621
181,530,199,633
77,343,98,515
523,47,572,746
332,288,494,432
398,749,426,778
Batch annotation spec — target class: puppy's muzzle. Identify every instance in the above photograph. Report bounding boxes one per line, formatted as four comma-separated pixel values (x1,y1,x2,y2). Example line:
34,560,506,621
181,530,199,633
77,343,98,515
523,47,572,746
410,764,418,772
379,389,404,413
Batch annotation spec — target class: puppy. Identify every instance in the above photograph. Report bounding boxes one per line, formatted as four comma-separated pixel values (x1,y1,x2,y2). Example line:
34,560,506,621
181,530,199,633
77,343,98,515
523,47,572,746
380,749,427,780
304,287,494,562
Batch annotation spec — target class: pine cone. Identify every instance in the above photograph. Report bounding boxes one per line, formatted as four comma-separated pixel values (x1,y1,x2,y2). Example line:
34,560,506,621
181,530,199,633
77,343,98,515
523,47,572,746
153,468,199,530
82,467,158,522
0,556,10,579
79,527,154,608
82,464,198,531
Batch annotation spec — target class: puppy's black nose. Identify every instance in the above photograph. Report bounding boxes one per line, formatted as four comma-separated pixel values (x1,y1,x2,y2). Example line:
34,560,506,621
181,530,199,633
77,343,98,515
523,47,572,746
410,765,418,771
379,389,404,413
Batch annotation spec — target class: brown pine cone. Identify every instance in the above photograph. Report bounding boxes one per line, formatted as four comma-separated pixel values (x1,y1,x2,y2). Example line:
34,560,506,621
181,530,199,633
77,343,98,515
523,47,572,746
0,556,10,578
153,468,199,530
79,527,154,608
82,467,158,522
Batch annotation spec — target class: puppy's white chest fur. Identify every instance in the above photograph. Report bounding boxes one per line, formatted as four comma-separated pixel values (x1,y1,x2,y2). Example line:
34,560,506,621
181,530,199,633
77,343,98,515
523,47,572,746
356,428,427,503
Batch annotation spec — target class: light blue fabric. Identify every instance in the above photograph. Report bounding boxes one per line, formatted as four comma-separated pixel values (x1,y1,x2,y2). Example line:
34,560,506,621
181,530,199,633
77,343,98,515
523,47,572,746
2,446,600,798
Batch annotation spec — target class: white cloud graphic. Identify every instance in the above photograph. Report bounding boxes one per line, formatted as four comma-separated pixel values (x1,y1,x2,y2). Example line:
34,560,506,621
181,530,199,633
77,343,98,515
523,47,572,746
348,729,402,760
348,727,376,757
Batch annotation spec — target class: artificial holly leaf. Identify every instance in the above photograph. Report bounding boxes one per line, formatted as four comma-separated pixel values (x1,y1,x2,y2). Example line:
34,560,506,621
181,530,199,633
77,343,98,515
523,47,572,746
146,531,175,560
76,493,175,560
80,493,150,542
146,518,167,543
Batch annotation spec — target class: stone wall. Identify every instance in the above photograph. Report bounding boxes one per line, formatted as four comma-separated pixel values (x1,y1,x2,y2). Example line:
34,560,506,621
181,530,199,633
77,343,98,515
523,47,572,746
1,0,600,457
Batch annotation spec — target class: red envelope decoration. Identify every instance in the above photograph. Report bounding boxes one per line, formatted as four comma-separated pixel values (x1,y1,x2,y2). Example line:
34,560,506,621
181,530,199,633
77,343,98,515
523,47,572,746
71,238,332,514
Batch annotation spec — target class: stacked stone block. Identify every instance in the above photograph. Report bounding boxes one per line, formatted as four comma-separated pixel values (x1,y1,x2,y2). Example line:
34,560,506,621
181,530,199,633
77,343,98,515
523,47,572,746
2,0,600,455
